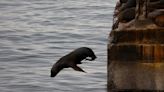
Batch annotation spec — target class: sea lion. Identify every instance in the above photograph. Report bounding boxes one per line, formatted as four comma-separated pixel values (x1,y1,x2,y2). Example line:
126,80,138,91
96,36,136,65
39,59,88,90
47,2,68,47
120,0,128,3
150,0,160,2
148,9,164,27
155,15,164,27
148,0,164,10
50,47,97,77
120,0,136,11
112,7,135,29
149,0,159,2
118,7,135,23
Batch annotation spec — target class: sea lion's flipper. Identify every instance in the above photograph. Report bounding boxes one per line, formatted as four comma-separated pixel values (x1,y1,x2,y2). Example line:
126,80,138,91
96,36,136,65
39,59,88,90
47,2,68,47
71,65,86,73
50,65,63,77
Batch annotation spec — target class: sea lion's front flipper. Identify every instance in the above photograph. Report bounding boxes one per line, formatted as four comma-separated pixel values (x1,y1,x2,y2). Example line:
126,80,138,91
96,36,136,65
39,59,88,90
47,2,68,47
71,65,86,73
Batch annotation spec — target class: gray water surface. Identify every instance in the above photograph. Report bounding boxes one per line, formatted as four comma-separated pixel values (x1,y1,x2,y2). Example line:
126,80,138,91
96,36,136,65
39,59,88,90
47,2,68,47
0,0,116,92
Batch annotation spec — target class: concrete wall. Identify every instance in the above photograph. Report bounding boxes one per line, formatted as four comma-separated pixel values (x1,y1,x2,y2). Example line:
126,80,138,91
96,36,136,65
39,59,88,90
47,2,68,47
108,28,164,91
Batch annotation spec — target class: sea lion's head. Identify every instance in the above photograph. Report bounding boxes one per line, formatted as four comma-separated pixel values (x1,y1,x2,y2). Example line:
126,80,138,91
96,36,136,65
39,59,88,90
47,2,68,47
84,47,97,61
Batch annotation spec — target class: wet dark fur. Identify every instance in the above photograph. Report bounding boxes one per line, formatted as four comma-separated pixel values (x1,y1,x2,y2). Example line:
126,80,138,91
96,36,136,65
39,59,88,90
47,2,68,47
120,0,136,11
50,47,97,77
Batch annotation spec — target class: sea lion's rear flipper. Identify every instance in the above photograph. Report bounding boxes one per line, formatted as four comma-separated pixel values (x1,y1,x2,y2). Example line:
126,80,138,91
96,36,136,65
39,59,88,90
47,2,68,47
71,65,86,73
51,65,63,77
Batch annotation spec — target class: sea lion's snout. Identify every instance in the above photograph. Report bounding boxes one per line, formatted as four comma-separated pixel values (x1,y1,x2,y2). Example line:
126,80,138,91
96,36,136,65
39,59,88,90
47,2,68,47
92,54,97,60
85,48,97,61
89,50,97,61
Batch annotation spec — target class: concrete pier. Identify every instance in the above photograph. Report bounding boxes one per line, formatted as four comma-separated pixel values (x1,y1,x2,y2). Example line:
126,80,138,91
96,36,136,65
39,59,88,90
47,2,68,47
108,0,164,91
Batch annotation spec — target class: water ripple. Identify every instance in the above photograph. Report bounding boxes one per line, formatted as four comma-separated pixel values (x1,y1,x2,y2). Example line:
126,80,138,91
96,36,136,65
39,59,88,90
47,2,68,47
0,0,115,92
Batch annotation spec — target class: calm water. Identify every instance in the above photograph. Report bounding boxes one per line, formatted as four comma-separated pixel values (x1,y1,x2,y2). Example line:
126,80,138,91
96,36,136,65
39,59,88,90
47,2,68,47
0,0,116,92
